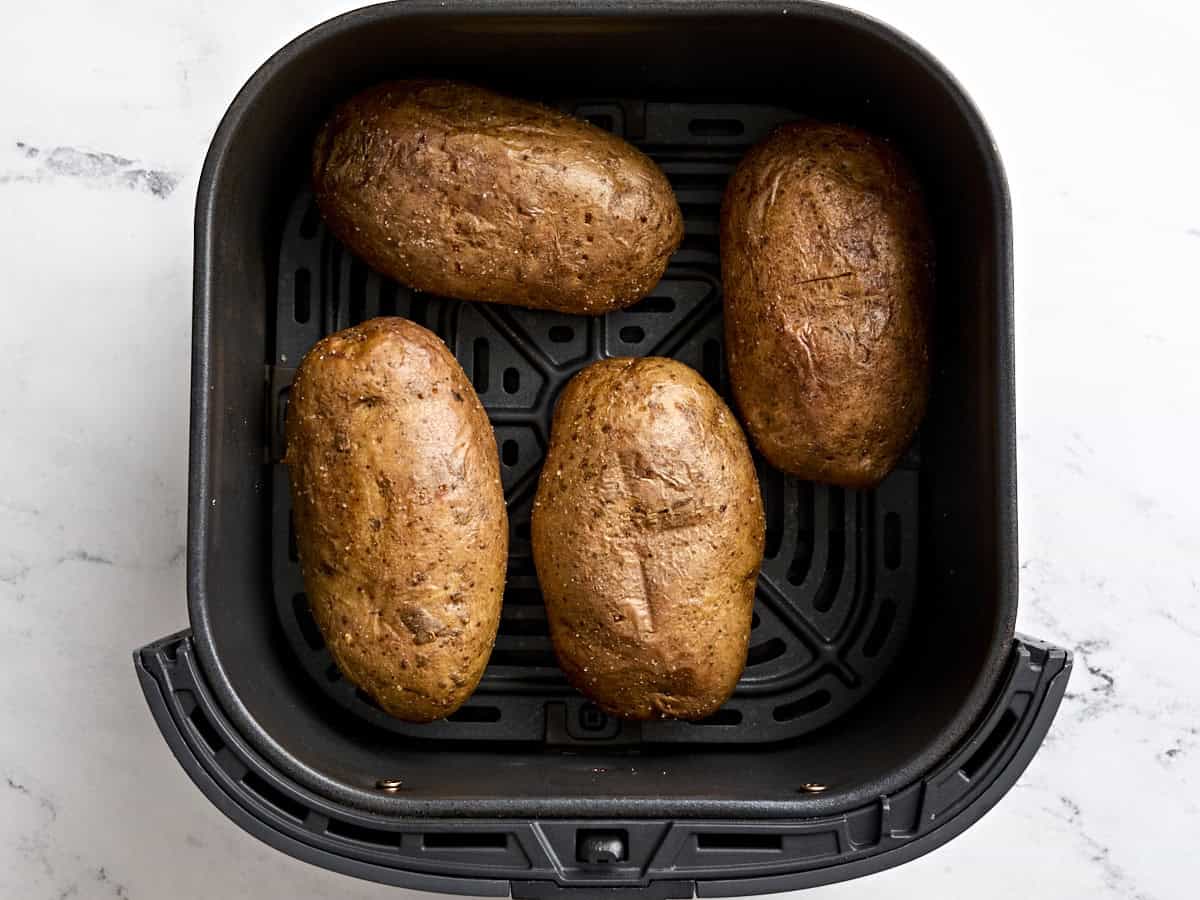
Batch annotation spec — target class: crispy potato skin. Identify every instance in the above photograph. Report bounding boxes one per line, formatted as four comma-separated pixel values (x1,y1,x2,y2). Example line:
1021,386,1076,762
312,80,683,314
721,122,934,488
285,318,507,722
531,357,765,720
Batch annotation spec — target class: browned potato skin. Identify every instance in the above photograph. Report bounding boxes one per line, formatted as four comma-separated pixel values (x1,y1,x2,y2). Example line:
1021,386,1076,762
284,318,507,722
312,80,683,314
722,122,934,488
532,358,765,720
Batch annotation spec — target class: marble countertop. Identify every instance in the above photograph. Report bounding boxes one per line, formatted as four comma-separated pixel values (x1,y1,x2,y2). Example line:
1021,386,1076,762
1,1,1197,898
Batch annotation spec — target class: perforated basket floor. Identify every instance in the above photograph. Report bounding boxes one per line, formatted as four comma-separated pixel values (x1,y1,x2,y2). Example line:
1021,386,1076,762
267,100,918,745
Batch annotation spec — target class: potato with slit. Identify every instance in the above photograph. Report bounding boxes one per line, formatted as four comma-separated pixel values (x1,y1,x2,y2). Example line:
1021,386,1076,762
312,79,683,314
722,121,934,488
532,357,764,720
285,317,507,722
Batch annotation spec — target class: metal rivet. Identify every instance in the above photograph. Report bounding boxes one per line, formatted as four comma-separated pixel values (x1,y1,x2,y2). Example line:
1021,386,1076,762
376,778,403,793
798,783,827,794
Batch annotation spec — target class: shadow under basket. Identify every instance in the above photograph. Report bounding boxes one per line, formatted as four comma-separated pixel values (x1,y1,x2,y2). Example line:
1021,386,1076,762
136,2,1071,896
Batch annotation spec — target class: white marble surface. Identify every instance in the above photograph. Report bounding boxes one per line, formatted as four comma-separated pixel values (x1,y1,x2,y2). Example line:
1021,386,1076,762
1,1,1197,897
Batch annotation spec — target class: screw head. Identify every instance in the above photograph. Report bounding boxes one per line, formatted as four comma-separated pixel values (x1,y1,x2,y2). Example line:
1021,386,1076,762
798,783,827,794
376,778,404,793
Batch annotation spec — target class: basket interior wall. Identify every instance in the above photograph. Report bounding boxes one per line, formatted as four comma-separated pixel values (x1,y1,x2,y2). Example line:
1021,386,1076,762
192,8,1015,815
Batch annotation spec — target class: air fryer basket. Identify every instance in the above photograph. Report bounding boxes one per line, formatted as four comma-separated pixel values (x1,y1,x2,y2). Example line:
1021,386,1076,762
136,2,1071,896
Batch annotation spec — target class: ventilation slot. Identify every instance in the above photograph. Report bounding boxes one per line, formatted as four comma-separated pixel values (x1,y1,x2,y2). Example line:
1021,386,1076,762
293,268,311,324
662,174,724,193
585,114,615,132
689,118,745,137
678,232,717,252
813,490,845,612
503,367,520,394
786,536,813,585
499,615,549,637
242,771,308,822
378,281,398,316
629,295,675,314
680,202,717,220
787,482,815,584
960,709,1019,780
472,339,490,393
502,439,519,467
862,598,896,659
696,832,781,851
746,638,787,667
693,708,742,726
447,706,502,723
702,338,722,386
292,593,324,651
883,512,902,569
489,647,556,668
619,326,645,344
424,832,508,850
773,690,831,722
760,465,784,558
548,325,574,343
188,706,223,755
508,556,535,576
506,586,543,605
327,819,403,848
409,295,429,327
326,664,343,683
349,259,368,323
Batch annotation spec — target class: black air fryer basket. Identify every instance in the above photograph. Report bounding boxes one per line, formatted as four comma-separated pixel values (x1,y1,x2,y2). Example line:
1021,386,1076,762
136,2,1071,895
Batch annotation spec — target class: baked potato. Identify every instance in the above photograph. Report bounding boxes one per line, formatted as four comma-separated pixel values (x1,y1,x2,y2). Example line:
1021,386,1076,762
285,317,507,722
312,80,683,314
721,121,934,488
531,357,764,720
